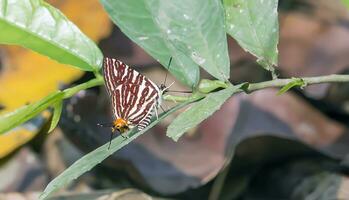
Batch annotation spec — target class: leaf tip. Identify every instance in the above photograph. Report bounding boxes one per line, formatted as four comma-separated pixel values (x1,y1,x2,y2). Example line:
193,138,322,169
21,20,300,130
166,129,181,142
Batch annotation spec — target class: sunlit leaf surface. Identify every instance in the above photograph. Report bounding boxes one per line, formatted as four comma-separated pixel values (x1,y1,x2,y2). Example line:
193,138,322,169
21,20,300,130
101,0,201,87
146,0,230,81
224,0,279,72
0,0,103,71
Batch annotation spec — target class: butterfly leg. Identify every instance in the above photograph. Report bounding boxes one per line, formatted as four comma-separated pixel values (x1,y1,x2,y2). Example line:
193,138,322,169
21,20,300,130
163,101,171,110
160,105,166,113
108,131,114,150
121,133,129,139
154,106,159,120
164,81,175,91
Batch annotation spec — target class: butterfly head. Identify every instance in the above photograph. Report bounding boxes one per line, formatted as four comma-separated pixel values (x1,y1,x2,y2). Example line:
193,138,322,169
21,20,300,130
159,81,175,94
112,118,129,133
159,84,167,92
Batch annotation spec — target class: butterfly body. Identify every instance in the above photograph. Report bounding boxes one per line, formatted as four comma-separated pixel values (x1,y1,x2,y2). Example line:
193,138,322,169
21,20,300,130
103,57,162,135
112,118,130,133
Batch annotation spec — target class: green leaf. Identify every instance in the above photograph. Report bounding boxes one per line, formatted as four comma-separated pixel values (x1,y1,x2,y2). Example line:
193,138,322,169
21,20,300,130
167,84,242,141
0,78,103,135
0,0,103,71
48,100,63,133
0,91,63,134
224,0,279,73
146,0,230,81
198,79,229,94
277,78,305,95
39,100,197,200
62,77,104,99
100,0,200,87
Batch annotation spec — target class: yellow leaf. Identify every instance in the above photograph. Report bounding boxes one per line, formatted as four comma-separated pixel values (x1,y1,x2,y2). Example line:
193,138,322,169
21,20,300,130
0,0,112,158
0,110,51,158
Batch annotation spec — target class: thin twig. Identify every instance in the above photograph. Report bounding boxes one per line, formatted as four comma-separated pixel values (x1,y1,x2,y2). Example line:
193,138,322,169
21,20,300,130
164,74,349,102
245,74,349,93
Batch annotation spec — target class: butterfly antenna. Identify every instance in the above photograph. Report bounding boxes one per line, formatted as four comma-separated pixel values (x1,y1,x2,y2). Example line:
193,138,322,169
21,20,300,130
166,90,192,93
163,57,172,87
97,122,114,127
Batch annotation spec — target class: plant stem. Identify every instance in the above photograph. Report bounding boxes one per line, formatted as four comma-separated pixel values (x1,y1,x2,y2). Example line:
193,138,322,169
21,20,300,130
93,70,103,80
164,74,349,102
60,74,349,102
245,74,349,93
63,77,104,98
163,92,205,102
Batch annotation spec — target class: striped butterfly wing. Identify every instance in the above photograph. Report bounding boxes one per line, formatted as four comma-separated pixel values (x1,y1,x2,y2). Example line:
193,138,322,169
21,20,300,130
103,58,161,130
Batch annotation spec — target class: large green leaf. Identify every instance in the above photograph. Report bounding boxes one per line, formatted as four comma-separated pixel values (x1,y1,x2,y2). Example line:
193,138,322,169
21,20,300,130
167,84,242,141
100,0,200,87
0,91,63,134
0,0,102,71
146,0,230,81
39,100,196,200
224,0,279,73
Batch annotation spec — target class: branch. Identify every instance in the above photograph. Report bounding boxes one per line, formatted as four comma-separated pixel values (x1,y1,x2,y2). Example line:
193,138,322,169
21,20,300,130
245,74,349,93
164,74,349,102
63,77,104,98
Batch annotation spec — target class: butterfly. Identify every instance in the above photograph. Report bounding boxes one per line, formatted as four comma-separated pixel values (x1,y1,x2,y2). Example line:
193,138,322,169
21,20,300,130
101,57,171,142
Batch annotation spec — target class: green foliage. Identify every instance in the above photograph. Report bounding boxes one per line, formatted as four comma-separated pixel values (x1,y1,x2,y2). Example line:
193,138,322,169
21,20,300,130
62,77,104,99
0,78,103,135
224,0,279,74
277,78,305,95
198,79,229,94
0,91,63,134
146,0,230,81
39,100,196,200
0,0,286,198
167,84,242,141
0,0,103,71
100,0,200,87
48,100,63,133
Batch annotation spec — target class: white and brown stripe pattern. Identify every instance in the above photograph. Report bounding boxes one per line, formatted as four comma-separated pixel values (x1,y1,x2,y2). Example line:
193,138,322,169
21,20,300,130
103,57,161,130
